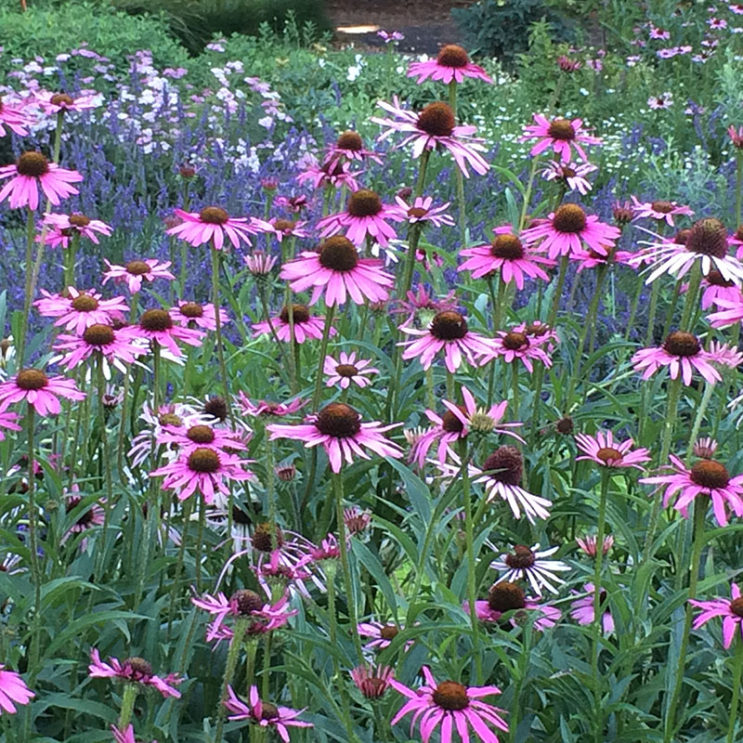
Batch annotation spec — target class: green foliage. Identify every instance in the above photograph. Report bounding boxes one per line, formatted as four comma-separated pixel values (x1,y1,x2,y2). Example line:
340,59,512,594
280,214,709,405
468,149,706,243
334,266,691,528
0,1,189,72
452,0,570,68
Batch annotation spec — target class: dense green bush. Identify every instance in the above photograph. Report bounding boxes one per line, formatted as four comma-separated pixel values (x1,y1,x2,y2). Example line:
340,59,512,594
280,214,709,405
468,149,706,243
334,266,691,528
0,1,190,72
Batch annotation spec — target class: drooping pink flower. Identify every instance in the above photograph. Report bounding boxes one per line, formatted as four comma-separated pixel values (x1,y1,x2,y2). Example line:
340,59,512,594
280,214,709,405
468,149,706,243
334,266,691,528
387,194,455,228
390,666,508,743
317,189,401,248
576,534,614,557
399,310,494,373
267,402,402,473
411,387,522,468
407,44,493,84
156,421,247,456
237,394,306,418
458,224,554,287
35,288,127,333
41,212,112,248
728,125,743,149
88,649,181,698
570,245,635,272
690,582,743,648
225,685,312,738
520,114,601,163
489,543,570,595
0,151,82,210
151,448,254,504
351,664,394,698
634,218,743,285
0,95,31,137
541,160,596,195
648,93,674,109
468,582,561,630
111,724,156,743
521,204,620,259
280,236,394,306
324,130,383,169
296,156,362,191
35,89,102,114
261,217,310,242
631,331,734,386
640,453,743,526
135,309,203,357
630,195,693,226
166,206,268,251
574,430,651,469
192,587,296,641
0,665,34,715
252,303,334,343
372,97,489,177
694,271,743,309
169,301,228,331
0,369,84,416
357,621,410,651
323,351,378,388
63,488,105,540
53,324,146,371
570,583,614,634
102,258,175,294
486,328,553,372
0,410,21,440
243,251,278,276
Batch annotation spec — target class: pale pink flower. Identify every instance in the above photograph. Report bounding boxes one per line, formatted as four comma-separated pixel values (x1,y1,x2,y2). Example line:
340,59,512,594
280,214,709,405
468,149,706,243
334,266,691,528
280,236,393,306
357,621,410,651
35,288,127,333
729,125,743,149
574,430,651,469
690,582,743,648
0,666,34,715
323,351,378,388
267,402,402,473
521,204,620,259
400,310,494,373
387,195,455,228
135,309,203,357
487,328,553,372
169,301,228,331
225,685,312,739
630,195,693,226
102,258,175,294
324,130,383,169
35,89,102,114
458,224,554,287
41,212,112,248
243,251,278,275
407,44,493,84
252,304,334,343
695,271,743,309
648,93,674,109
541,160,596,195
571,245,635,272
390,666,508,743
350,664,394,698
0,151,82,210
111,724,156,743
371,97,489,177
156,421,247,455
0,410,21,440
0,96,31,137
166,206,267,250
520,115,601,163
489,544,570,595
576,534,614,557
0,369,84,416
261,217,310,242
237,394,306,418
88,649,181,698
296,156,362,191
640,453,743,526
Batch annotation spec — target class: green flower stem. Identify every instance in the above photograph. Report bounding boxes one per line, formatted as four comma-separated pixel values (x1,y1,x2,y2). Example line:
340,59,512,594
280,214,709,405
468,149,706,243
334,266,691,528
448,81,467,248
167,496,193,639
736,153,743,226
623,280,644,343
63,233,79,289
400,150,431,298
18,208,36,368
25,406,42,676
211,245,233,423
679,264,702,331
179,174,192,293
95,354,113,580
518,155,545,232
728,635,743,743
663,499,707,743
214,617,249,743
510,362,520,420
510,624,532,743
332,472,364,662
591,469,611,742
661,279,683,340
245,637,258,695
257,284,291,381
643,281,661,346
51,110,64,163
642,377,682,564
195,497,206,592
546,256,570,332
458,439,483,685
311,303,336,411
117,683,139,732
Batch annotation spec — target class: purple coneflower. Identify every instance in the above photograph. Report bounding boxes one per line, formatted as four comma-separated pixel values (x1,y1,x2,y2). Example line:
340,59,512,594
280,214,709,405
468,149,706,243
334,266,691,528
489,543,570,595
225,685,312,737
458,224,554,287
88,649,181,698
690,582,743,648
169,301,228,331
102,258,174,294
0,151,82,210
317,189,401,248
407,44,493,84
35,89,102,114
41,212,112,248
252,304,334,343
372,97,489,177
157,421,247,455
0,369,84,416
469,581,561,630
390,666,508,743
53,324,146,371
542,160,596,195
570,583,614,633
388,194,455,228
0,411,21,440
135,309,203,357
237,394,306,418
350,664,394,698
323,351,378,389
520,114,601,163
280,236,394,306
0,666,34,715
0,95,31,137
630,195,693,226
576,534,614,557
487,328,553,372
267,402,402,473
324,130,382,169
35,288,127,333
166,206,267,250
574,430,651,469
